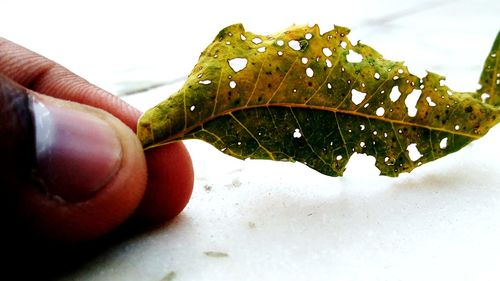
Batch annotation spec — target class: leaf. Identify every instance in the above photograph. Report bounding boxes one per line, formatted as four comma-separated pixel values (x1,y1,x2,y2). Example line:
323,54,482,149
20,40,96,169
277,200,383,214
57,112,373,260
137,24,500,177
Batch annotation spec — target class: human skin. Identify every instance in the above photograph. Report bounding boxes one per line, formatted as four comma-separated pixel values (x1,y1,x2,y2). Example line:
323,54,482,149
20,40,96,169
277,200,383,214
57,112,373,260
0,37,194,241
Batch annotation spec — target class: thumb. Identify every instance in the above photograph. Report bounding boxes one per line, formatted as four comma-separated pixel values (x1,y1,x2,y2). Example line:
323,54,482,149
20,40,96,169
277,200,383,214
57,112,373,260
0,74,147,240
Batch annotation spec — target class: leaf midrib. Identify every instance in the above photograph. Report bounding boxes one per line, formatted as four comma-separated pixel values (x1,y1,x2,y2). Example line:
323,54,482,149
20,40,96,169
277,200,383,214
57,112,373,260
155,103,482,147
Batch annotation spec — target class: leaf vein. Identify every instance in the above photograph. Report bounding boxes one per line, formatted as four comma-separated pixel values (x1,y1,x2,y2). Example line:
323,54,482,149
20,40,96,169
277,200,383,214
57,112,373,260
212,65,224,116
266,58,299,104
305,56,341,104
229,112,275,160
245,62,264,106
289,107,328,166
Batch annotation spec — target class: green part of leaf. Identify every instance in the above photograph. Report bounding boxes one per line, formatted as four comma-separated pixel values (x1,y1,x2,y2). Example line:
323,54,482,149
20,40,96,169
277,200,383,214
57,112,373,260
475,30,500,106
138,24,500,177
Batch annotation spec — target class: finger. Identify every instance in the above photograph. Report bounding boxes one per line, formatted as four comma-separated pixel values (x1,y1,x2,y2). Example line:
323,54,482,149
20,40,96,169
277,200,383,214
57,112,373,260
137,144,194,223
1,75,147,240
0,37,139,128
1,37,194,225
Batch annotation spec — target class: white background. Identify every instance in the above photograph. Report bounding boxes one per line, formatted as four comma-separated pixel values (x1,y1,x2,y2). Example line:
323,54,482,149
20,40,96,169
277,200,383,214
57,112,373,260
2,0,500,280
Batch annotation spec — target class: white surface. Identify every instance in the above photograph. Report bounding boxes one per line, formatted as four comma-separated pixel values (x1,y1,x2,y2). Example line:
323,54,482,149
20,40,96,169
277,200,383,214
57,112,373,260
2,0,500,280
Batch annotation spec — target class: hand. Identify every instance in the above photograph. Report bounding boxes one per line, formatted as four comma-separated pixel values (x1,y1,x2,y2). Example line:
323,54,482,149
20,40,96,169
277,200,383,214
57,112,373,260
0,37,194,241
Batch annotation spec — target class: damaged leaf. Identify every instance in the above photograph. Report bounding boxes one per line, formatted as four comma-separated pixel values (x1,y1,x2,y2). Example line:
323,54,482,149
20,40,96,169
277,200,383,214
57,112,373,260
138,24,500,177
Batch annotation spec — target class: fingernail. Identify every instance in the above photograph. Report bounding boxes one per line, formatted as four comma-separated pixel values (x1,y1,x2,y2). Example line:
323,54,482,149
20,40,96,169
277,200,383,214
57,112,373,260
31,97,122,202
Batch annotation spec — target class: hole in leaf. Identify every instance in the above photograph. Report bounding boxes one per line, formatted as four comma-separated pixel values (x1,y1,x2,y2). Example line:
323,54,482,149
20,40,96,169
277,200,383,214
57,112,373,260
257,46,266,53
199,80,212,85
351,89,366,105
306,67,314,77
276,39,284,46
343,153,380,176
360,124,365,130
277,51,283,56
481,93,490,103
389,86,401,102
327,83,332,89
405,89,422,117
376,107,385,116
440,137,448,149
229,81,236,88
288,40,301,51
322,47,333,57
190,105,196,112
293,128,302,138
252,37,263,44
240,34,246,41
454,125,460,130
360,141,366,148
301,57,308,64
346,50,363,63
407,143,423,161
228,58,248,73
374,72,380,80
336,155,343,160
426,96,436,106
305,33,312,40
340,41,347,49
326,59,332,68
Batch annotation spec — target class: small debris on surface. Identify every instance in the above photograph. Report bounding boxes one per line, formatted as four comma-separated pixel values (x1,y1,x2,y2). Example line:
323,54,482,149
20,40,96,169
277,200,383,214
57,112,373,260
225,178,242,188
160,271,176,281
204,251,229,258
203,184,213,192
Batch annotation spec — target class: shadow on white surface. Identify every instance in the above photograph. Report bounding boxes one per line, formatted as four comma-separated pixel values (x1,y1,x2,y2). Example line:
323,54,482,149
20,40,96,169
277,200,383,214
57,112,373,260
62,125,500,281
